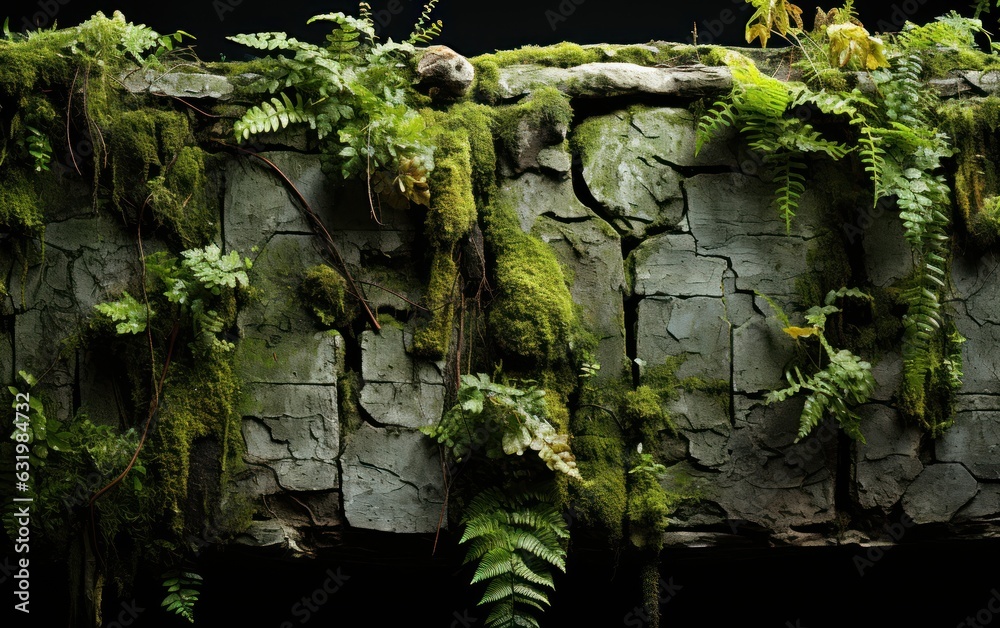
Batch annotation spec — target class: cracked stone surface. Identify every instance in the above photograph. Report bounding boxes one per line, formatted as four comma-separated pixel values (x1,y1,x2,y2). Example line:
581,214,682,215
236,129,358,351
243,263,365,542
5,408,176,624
502,116,567,176
359,326,445,428
235,234,343,384
534,214,626,377
341,423,445,533
636,296,729,381
955,483,1000,521
936,396,1000,480
862,207,911,288
497,172,591,233
629,233,727,297
123,69,234,99
902,463,978,524
853,405,923,511
686,173,827,302
241,383,339,492
576,109,686,238
668,390,732,468
952,251,1000,394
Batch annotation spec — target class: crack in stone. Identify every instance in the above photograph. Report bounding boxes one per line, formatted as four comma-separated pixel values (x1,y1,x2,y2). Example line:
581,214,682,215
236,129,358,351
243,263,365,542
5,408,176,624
355,458,422,494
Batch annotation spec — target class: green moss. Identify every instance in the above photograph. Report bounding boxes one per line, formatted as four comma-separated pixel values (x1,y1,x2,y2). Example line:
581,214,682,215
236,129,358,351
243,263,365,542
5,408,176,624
147,146,215,247
153,350,245,538
0,170,44,231
470,57,502,105
570,399,627,542
413,250,459,358
445,101,497,202
969,196,1000,247
482,198,576,367
624,386,671,447
471,42,601,71
300,264,350,327
921,47,997,79
492,86,573,167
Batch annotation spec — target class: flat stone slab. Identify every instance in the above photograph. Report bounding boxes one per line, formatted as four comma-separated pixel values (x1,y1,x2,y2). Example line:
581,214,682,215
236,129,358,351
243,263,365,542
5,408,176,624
497,62,731,100
936,396,1000,480
497,172,590,233
732,304,797,394
902,463,978,524
629,233,727,297
123,68,234,100
853,405,923,511
636,296,730,381
241,383,339,492
359,327,445,428
341,424,445,533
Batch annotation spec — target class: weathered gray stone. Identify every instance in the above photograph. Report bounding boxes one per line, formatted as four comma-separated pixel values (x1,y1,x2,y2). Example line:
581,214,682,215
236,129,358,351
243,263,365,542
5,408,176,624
224,154,320,254
853,405,923,511
13,308,76,422
534,215,626,377
497,172,590,233
732,305,796,394
416,46,474,99
686,173,827,301
241,383,339,492
902,463,978,524
497,62,731,100
953,309,1000,395
951,250,1000,327
636,296,730,381
862,207,911,288
359,327,445,428
705,397,836,530
630,106,737,168
870,351,903,402
123,68,234,100
629,233,727,297
668,389,731,468
341,423,445,533
955,483,1000,521
937,396,1000,480
236,331,342,385
536,146,572,175
503,117,567,176
234,520,297,549
576,110,685,238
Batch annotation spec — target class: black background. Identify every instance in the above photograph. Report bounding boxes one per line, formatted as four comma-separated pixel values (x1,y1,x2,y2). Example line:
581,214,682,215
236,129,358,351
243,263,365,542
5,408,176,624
5,0,1000,626
1,0,976,59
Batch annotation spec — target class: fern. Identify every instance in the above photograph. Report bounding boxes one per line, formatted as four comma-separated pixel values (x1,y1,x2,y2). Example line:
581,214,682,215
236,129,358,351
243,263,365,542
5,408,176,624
161,569,202,623
762,288,875,443
460,486,569,628
94,291,151,335
229,4,437,207
408,0,443,44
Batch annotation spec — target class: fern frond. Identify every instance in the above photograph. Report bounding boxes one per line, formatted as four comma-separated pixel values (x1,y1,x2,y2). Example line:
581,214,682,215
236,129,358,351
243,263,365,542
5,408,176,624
408,0,443,44
233,93,314,141
695,100,736,155
771,156,806,235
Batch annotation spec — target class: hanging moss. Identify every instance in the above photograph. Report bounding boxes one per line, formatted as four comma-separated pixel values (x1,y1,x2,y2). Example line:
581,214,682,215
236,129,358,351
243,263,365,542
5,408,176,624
481,198,576,367
941,96,1000,249
0,170,44,231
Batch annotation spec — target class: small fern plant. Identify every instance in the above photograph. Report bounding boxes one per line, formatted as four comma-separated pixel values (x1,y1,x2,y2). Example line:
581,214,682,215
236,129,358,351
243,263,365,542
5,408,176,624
760,288,875,443
161,569,202,623
421,373,581,479
229,3,441,207
459,486,569,628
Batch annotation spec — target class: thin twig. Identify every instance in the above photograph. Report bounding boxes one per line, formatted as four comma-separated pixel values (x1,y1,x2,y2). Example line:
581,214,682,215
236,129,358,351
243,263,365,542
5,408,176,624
66,67,82,176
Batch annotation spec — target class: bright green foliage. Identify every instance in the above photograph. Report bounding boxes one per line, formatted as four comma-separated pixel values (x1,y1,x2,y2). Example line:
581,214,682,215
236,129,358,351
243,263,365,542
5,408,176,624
230,4,440,207
696,54,856,232
423,374,581,479
93,291,151,335
161,569,202,623
95,244,252,353
459,485,569,628
21,125,51,171
762,288,875,443
407,0,443,45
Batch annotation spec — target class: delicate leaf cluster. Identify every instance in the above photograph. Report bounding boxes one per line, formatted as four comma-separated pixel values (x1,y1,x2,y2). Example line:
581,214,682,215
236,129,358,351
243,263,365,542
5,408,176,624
763,289,875,443
161,569,202,623
229,3,441,207
460,486,569,628
422,374,581,479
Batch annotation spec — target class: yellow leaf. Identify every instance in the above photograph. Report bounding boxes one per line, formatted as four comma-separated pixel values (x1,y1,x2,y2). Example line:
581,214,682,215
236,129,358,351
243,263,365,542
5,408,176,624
783,326,819,339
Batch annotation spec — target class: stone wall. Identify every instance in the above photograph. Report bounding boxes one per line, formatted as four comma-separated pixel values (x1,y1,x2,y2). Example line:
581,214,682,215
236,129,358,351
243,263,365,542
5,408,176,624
3,49,999,564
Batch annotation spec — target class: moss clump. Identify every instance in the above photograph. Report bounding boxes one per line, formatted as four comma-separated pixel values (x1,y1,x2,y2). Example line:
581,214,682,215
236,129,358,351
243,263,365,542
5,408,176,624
941,96,1000,249
413,250,460,358
969,196,1000,247
445,101,497,202
300,264,351,327
470,57,502,105
481,199,576,367
147,146,215,247
624,385,672,447
0,170,44,231
492,86,573,168
471,42,601,71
